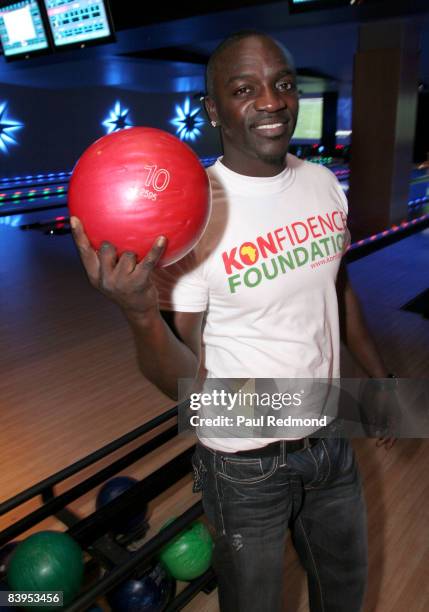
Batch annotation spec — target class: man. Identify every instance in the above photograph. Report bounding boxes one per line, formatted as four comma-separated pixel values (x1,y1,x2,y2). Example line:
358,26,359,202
71,31,395,612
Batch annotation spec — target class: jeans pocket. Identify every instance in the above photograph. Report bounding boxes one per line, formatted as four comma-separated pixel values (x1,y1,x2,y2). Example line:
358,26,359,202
191,449,207,493
219,455,278,484
305,438,354,489
304,439,334,489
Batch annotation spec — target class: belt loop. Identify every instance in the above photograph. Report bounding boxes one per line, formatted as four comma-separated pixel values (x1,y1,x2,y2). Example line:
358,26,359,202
280,440,286,467
303,437,310,449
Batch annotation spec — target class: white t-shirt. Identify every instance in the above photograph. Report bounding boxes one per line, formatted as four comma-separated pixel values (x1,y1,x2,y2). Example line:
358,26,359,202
154,154,350,452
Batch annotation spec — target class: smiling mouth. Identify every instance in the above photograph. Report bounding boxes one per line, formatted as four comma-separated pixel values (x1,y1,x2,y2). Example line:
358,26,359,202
252,121,290,137
255,123,285,130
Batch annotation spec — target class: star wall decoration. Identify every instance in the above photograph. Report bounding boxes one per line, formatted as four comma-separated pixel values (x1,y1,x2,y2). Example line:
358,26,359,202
102,101,133,134
170,97,205,141
0,101,24,154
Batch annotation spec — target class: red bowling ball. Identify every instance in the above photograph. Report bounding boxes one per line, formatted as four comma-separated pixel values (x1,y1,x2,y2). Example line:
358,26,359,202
68,127,211,266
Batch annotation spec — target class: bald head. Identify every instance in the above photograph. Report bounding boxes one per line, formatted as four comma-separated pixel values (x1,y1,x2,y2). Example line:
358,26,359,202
205,30,295,99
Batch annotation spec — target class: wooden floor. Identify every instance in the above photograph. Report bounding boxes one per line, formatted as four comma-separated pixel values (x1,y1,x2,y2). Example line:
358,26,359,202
0,219,428,611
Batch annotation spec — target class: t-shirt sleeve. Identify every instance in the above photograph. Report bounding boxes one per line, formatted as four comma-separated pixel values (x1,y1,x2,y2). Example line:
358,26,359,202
152,250,209,312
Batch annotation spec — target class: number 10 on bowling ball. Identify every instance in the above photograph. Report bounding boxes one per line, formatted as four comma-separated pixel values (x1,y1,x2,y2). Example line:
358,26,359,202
68,127,211,267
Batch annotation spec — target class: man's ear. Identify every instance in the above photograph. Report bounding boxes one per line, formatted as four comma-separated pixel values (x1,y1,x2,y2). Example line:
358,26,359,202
204,96,220,126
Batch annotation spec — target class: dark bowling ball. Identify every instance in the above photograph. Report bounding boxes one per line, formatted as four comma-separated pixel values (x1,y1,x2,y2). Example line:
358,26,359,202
107,563,175,612
96,476,147,535
107,574,161,612
148,563,176,608
0,543,19,580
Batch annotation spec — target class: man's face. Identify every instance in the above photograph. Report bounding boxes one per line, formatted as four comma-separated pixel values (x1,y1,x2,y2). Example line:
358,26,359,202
206,35,299,175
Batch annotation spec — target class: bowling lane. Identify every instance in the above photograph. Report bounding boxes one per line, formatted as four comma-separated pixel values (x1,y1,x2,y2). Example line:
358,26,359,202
0,192,67,219
0,170,71,190
0,207,222,610
409,167,429,202
340,166,429,205
345,227,429,377
0,210,188,512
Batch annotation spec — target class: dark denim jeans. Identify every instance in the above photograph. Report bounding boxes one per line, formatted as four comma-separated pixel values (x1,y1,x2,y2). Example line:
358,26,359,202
192,438,368,612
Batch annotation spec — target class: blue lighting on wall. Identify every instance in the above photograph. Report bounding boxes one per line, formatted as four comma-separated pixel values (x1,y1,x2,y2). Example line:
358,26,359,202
102,101,133,134
0,102,24,155
170,97,205,142
0,215,23,227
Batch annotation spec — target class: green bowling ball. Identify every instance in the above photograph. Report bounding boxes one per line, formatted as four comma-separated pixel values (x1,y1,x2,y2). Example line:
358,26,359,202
7,531,84,607
158,520,213,581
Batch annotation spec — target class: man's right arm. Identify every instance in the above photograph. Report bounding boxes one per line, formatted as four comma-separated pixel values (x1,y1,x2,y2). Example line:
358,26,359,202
70,216,204,400
125,309,204,400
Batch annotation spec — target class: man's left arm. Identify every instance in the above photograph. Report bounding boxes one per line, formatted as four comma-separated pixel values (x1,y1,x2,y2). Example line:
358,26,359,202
336,259,396,450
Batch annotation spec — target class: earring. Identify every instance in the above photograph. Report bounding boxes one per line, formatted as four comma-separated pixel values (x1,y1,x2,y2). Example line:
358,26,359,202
211,120,217,127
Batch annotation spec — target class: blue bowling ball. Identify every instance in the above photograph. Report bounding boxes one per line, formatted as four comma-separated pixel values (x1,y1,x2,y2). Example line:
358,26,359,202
148,563,176,607
107,563,175,612
107,575,160,612
96,476,147,535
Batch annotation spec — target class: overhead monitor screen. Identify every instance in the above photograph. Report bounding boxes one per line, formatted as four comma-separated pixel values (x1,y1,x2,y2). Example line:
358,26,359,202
0,0,50,58
293,97,323,141
43,0,114,48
